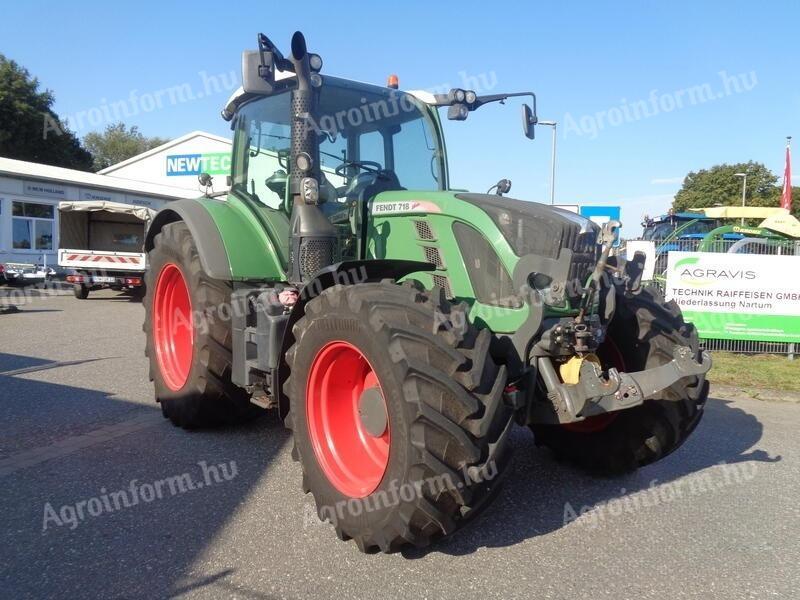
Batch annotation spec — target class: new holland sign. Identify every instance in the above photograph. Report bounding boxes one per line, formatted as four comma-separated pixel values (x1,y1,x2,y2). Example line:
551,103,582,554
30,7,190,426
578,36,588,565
165,152,231,177
666,251,800,342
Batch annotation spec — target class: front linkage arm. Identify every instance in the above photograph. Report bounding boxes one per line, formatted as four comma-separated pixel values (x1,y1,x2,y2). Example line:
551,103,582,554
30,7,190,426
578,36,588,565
533,346,712,425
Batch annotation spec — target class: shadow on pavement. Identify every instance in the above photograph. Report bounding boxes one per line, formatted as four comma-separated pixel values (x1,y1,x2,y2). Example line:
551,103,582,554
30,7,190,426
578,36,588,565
0,351,57,373
0,352,288,599
408,395,781,558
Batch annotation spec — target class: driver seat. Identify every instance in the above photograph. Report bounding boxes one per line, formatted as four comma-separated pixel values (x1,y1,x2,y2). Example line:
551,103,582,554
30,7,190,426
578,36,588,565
360,169,405,202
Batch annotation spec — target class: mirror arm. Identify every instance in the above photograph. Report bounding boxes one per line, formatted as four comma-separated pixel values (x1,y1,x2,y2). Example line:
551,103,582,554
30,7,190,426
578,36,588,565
433,90,537,122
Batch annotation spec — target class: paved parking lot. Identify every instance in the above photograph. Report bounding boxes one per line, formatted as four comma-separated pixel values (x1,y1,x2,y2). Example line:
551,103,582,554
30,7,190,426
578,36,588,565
1,288,798,599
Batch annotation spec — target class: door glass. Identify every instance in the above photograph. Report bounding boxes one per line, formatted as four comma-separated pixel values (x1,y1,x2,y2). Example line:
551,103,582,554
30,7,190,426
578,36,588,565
359,131,384,166
393,119,441,189
233,93,292,210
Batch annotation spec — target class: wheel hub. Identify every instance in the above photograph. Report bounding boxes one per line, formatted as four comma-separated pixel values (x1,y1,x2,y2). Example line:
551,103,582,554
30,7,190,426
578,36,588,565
358,387,388,437
306,341,390,498
153,263,193,391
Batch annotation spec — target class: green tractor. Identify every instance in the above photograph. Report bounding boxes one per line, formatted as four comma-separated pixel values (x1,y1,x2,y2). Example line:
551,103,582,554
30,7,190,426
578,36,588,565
143,32,711,552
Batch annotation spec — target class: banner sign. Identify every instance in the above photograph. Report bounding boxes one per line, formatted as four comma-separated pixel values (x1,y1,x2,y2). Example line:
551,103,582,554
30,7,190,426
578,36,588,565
165,152,231,176
665,251,800,342
579,205,621,247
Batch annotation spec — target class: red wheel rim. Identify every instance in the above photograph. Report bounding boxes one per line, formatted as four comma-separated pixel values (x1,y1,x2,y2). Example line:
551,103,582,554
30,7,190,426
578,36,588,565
306,341,390,498
563,337,626,433
153,263,193,391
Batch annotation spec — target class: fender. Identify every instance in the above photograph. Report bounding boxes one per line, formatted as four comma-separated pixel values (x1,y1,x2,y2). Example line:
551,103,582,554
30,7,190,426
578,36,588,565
146,196,286,282
145,199,233,280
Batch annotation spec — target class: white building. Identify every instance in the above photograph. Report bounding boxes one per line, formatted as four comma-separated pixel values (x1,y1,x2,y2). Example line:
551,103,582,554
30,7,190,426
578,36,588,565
99,131,232,193
0,131,231,268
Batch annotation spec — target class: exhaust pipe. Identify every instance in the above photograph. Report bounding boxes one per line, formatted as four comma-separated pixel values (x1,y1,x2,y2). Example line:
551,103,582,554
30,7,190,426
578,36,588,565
286,31,336,284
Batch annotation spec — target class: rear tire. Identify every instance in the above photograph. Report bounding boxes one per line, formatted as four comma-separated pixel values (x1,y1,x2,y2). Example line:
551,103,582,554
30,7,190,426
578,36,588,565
532,284,709,474
286,281,514,552
73,284,89,299
143,221,258,429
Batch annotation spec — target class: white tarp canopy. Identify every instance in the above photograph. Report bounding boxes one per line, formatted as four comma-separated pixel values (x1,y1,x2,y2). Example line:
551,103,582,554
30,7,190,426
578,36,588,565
58,200,157,223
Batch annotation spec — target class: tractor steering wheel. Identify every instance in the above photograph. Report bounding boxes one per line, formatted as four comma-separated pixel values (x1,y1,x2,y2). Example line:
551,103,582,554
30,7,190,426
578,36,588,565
335,160,382,178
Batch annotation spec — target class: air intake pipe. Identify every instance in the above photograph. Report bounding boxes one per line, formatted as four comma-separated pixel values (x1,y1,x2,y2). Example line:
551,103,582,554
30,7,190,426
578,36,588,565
287,31,336,283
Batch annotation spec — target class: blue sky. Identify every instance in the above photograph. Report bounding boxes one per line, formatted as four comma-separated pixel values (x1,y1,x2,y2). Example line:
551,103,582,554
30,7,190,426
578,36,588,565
2,0,798,236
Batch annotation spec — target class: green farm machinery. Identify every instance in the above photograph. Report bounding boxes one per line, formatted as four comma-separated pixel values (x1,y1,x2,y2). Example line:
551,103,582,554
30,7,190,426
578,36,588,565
143,32,710,552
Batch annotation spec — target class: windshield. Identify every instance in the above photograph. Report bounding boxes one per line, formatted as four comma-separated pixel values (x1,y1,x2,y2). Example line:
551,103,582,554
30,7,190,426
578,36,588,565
232,81,445,209
643,223,673,240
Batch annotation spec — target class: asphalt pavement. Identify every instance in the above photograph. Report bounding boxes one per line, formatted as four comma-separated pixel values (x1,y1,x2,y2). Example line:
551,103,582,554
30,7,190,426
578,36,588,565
1,287,798,599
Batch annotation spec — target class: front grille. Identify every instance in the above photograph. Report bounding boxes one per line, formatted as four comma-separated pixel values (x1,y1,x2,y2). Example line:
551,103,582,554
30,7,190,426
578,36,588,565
423,246,444,268
567,231,600,291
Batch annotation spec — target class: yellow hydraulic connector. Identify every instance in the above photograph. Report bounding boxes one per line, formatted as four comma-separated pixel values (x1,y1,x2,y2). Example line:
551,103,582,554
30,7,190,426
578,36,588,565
559,353,601,385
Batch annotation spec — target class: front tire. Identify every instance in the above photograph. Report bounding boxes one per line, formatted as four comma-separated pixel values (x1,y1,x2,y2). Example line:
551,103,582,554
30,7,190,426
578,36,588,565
286,281,514,552
143,221,257,429
532,284,709,474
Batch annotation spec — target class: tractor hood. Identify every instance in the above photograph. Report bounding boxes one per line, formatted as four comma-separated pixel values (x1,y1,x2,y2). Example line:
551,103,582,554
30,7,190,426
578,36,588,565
455,193,600,259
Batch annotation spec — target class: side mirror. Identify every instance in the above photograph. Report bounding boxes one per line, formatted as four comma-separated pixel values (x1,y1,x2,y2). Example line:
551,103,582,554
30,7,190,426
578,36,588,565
198,173,213,188
522,104,537,139
242,50,274,94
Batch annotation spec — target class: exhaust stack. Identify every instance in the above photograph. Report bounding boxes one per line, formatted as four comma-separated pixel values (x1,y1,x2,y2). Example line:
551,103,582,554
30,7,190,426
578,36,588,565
286,31,336,283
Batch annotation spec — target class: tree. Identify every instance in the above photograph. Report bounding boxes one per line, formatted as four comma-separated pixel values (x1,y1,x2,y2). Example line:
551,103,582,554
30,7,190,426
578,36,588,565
83,123,169,171
0,54,93,170
672,162,798,219
673,162,779,212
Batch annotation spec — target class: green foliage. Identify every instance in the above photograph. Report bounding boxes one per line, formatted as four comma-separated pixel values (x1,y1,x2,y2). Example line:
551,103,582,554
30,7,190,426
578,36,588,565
83,123,169,172
0,54,93,170
672,161,798,219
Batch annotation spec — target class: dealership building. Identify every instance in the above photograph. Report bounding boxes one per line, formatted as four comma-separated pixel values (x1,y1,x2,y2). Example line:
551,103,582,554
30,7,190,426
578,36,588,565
0,131,231,268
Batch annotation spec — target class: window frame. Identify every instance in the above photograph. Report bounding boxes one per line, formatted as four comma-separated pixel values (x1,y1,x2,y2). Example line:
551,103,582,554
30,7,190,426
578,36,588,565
11,199,57,252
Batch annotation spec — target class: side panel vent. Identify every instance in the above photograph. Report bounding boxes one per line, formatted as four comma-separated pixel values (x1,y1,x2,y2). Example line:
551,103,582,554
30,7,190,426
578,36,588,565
432,274,453,299
423,246,444,269
414,220,435,240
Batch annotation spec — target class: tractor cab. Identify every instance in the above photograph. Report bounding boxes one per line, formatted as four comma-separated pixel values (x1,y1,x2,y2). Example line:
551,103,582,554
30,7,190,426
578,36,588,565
641,211,720,241
226,77,447,264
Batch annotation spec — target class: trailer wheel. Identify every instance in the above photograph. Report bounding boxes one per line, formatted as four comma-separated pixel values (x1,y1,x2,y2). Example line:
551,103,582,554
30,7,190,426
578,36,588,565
286,281,514,552
128,284,146,302
532,284,709,474
73,284,89,299
143,221,258,428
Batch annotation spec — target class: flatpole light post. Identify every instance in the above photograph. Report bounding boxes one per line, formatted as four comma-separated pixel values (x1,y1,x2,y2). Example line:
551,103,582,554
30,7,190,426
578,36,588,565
538,120,557,205
734,172,747,226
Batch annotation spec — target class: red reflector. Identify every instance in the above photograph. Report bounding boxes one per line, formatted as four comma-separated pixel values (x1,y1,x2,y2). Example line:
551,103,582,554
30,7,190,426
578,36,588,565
124,277,142,286
67,275,85,283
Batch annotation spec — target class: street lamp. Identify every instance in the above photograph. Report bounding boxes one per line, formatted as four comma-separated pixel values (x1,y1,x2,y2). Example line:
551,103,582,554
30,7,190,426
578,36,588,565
734,172,747,226
538,120,557,205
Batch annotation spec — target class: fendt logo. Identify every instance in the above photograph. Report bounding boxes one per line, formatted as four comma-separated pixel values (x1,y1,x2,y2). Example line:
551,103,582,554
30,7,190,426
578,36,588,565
674,256,757,286
166,152,231,176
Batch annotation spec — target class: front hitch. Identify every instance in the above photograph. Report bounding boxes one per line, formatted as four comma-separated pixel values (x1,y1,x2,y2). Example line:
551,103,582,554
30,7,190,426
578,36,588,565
533,347,712,425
